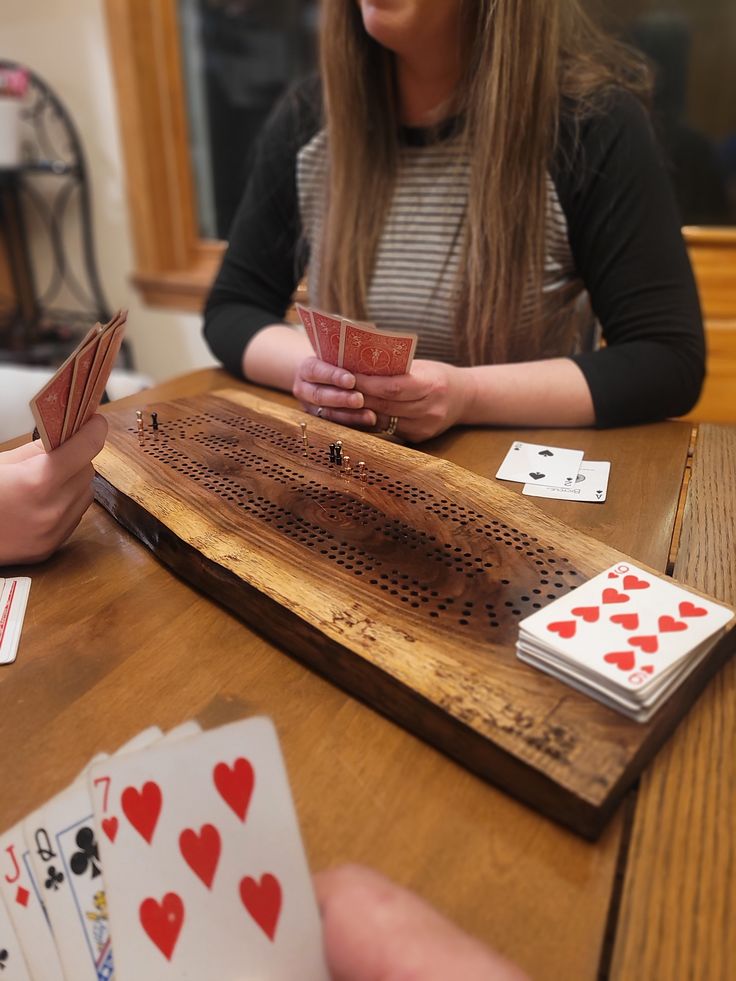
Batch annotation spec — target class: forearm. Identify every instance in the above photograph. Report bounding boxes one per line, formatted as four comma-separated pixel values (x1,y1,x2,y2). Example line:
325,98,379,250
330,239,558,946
463,358,595,427
242,324,313,391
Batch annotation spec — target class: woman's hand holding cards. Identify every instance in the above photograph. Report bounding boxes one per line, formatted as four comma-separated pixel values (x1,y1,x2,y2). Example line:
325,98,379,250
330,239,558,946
0,414,107,565
292,356,376,426
357,359,472,442
293,356,473,441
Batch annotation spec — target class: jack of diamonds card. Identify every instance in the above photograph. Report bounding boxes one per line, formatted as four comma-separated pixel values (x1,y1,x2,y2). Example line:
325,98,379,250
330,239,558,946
89,717,329,980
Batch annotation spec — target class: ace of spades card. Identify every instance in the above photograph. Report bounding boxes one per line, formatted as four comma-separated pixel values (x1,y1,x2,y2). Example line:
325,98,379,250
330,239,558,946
89,717,328,981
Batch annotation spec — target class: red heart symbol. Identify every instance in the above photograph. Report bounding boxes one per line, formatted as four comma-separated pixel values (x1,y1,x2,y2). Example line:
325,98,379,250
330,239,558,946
607,572,619,579
239,873,282,941
122,782,162,844
547,620,576,639
179,824,221,890
623,575,650,591
102,817,119,843
679,601,707,618
610,613,639,630
602,589,629,605
604,650,636,671
629,634,659,653
571,606,599,623
658,615,687,633
214,758,254,822
642,665,655,674
139,893,184,961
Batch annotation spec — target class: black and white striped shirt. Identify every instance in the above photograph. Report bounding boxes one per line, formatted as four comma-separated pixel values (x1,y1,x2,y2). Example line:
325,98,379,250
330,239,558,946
204,77,704,426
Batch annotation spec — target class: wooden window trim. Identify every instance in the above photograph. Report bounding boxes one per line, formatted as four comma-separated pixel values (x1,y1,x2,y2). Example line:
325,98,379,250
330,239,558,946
105,0,736,319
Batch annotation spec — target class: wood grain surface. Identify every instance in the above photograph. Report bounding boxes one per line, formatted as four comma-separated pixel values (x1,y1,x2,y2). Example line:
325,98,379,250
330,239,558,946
89,388,730,838
611,424,736,980
0,369,701,979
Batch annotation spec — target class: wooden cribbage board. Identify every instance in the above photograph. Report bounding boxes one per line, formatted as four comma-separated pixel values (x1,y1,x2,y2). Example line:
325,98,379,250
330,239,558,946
94,390,735,838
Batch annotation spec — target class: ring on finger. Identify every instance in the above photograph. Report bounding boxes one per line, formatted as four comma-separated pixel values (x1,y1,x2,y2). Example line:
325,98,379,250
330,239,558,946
315,407,323,418
381,415,399,436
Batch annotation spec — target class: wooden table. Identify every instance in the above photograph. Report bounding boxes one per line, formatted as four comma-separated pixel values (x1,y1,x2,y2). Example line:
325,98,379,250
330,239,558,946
0,369,732,980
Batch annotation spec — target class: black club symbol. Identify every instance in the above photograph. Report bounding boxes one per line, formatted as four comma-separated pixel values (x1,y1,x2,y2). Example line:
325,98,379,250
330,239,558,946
0,948,7,970
45,865,64,890
70,827,102,879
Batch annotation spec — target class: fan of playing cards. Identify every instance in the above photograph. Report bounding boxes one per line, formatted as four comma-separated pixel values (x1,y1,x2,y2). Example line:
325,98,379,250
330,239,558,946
0,718,329,980
516,563,734,722
29,311,128,452
296,303,417,376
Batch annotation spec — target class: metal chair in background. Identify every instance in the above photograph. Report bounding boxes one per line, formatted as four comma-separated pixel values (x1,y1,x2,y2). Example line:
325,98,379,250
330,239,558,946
0,58,132,368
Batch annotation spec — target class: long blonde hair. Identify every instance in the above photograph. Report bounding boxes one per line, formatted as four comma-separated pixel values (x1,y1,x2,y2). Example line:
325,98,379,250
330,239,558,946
317,0,650,364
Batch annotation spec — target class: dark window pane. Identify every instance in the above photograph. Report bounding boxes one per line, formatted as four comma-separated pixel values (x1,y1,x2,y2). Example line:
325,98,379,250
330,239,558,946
590,0,736,225
179,0,318,240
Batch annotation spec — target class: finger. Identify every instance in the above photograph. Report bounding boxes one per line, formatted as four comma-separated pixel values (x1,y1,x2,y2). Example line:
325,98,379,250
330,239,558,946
293,379,365,411
306,406,377,428
315,865,528,981
299,357,357,390
361,395,425,419
353,371,427,401
0,440,45,465
36,415,108,486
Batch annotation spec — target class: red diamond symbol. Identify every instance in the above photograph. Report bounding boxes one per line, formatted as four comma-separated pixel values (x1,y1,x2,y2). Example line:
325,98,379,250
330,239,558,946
15,886,29,907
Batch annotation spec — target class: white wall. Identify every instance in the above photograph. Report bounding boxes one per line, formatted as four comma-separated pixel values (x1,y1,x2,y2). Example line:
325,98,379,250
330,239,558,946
1,0,218,382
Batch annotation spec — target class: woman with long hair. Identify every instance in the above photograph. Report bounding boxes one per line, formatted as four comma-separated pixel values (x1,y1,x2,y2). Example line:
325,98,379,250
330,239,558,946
204,0,704,442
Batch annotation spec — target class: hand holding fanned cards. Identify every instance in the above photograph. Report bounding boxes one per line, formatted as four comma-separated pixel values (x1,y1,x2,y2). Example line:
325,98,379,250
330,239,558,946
296,302,417,376
0,718,327,980
29,310,127,452
517,563,734,722
89,717,328,980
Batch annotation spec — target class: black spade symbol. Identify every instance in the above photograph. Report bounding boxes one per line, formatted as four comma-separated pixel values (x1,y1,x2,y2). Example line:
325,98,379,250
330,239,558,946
538,450,554,457
529,472,546,481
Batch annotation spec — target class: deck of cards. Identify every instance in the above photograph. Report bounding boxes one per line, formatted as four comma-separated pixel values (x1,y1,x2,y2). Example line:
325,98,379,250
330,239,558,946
296,303,417,376
496,441,611,503
29,311,127,452
0,718,328,980
517,563,734,721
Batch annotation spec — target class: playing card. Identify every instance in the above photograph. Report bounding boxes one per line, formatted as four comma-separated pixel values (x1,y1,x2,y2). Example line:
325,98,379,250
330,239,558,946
0,578,31,666
89,717,328,980
523,461,611,503
518,630,715,722
341,319,417,376
495,441,584,487
74,313,127,434
518,563,734,695
0,890,32,979
28,322,102,452
60,333,102,444
0,822,65,981
29,360,77,452
311,309,341,367
295,303,321,360
22,727,164,981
